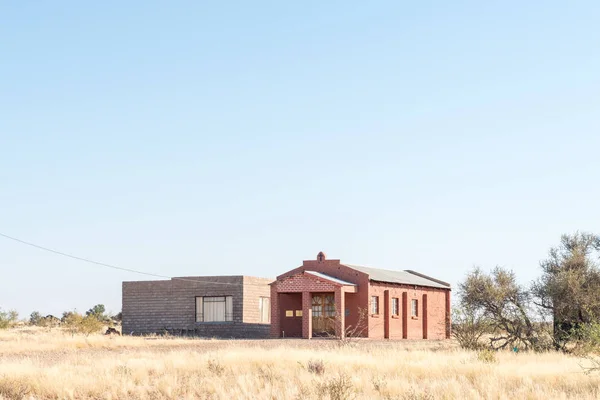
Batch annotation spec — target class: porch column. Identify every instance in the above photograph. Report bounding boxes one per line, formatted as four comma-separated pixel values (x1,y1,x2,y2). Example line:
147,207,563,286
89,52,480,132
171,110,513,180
402,292,408,339
334,287,345,339
302,291,312,339
422,294,428,339
384,290,390,339
445,290,451,339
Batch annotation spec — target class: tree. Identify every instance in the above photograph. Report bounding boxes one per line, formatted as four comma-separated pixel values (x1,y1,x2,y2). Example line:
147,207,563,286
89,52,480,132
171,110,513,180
451,305,491,350
0,308,19,329
459,267,548,351
86,304,107,321
79,315,104,336
30,311,43,326
532,232,600,350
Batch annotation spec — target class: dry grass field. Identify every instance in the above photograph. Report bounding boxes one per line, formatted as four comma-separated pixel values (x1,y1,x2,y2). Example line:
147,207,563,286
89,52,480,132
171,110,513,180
0,328,599,400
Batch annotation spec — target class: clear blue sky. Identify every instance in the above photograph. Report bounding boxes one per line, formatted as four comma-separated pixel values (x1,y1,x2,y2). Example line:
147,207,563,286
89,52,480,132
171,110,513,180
1,1,599,317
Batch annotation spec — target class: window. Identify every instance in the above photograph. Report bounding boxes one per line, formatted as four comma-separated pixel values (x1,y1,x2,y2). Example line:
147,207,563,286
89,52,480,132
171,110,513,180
259,297,270,323
392,297,399,316
296,310,302,317
411,299,418,317
324,294,336,317
371,296,379,315
196,296,233,322
285,310,293,317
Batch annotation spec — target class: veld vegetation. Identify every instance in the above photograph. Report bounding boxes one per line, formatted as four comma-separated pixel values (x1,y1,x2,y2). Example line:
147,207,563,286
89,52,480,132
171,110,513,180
1,327,600,400
2,232,600,399
453,232,600,358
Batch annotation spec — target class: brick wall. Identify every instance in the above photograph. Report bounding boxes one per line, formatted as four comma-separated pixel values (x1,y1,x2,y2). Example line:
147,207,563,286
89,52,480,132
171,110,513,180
272,255,451,340
242,276,273,324
369,282,449,340
122,275,271,338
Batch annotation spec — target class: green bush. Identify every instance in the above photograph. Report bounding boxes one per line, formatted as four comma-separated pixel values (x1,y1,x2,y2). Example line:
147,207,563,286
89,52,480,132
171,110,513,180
0,309,18,329
61,311,104,336
29,311,42,326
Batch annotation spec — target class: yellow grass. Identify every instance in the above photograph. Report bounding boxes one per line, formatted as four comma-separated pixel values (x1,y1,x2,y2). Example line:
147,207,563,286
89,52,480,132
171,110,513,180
0,327,598,399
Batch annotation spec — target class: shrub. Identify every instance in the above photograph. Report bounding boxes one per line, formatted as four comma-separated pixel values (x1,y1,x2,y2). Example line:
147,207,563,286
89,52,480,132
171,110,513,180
317,373,355,400
476,349,497,364
29,311,42,326
0,309,18,329
207,359,225,376
61,311,103,336
452,306,490,350
307,359,325,375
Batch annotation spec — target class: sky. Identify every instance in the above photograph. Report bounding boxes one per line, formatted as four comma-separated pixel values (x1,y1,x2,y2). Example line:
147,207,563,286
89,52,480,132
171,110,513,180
1,1,599,318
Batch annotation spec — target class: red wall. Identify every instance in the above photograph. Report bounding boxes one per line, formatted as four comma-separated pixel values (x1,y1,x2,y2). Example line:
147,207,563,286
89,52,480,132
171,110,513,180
273,257,450,340
369,282,449,339
278,293,302,337
277,259,371,337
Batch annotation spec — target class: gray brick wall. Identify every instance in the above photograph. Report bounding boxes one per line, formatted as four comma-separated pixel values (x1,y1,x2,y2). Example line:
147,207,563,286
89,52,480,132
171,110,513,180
122,275,272,338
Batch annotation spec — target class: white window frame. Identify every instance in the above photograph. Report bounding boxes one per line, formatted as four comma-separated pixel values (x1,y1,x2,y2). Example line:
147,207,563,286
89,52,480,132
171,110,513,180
392,297,399,316
411,299,418,317
259,297,270,323
195,296,233,322
371,296,379,315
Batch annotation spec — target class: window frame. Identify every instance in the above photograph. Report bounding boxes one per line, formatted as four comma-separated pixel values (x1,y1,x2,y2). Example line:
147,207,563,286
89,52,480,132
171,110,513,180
371,295,379,315
392,297,399,316
411,299,418,318
195,295,233,323
259,296,270,323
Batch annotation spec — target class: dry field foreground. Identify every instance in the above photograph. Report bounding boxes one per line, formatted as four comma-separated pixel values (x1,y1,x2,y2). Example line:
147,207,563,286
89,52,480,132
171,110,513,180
0,328,599,400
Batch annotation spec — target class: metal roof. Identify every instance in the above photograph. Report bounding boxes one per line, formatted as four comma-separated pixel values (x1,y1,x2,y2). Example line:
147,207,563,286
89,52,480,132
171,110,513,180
342,264,450,289
305,271,356,286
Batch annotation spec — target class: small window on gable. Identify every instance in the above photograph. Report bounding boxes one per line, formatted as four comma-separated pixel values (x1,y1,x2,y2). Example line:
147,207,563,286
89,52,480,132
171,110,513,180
371,296,379,315
392,297,399,316
411,299,418,317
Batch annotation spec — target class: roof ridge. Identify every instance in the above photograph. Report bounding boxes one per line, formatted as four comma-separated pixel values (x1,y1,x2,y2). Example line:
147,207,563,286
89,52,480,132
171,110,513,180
340,263,450,289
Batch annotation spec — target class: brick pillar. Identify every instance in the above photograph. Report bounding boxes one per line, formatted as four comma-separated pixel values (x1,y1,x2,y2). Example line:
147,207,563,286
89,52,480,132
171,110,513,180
402,292,408,339
422,294,428,339
383,290,390,339
270,286,280,338
302,291,312,339
445,290,451,339
334,288,345,339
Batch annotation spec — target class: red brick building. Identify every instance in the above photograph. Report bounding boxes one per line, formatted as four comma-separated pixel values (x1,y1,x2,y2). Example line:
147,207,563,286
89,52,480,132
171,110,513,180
270,252,451,339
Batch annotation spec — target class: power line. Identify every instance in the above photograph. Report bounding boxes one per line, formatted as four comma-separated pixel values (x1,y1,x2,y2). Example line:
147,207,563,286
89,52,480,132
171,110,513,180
0,232,270,287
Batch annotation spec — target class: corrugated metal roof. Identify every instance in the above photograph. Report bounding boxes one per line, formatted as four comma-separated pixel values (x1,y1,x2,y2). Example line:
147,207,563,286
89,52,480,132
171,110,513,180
305,271,356,286
342,264,450,289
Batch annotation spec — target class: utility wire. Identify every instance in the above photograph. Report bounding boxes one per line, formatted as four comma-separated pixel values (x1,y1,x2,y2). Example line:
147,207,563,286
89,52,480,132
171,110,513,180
0,232,270,287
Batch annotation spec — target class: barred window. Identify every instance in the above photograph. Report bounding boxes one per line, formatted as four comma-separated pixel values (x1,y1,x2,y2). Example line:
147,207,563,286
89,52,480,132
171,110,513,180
392,297,399,316
371,296,379,315
196,296,233,322
411,299,418,317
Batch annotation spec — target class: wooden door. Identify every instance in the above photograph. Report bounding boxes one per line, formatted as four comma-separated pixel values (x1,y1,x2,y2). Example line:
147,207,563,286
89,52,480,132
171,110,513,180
312,293,335,336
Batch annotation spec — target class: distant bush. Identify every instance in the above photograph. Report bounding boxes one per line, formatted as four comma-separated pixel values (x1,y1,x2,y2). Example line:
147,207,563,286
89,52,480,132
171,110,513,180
61,311,104,336
29,311,43,326
0,309,18,329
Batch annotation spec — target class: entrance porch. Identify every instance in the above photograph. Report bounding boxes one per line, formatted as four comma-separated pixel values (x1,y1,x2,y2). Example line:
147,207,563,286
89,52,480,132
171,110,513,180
270,271,357,339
